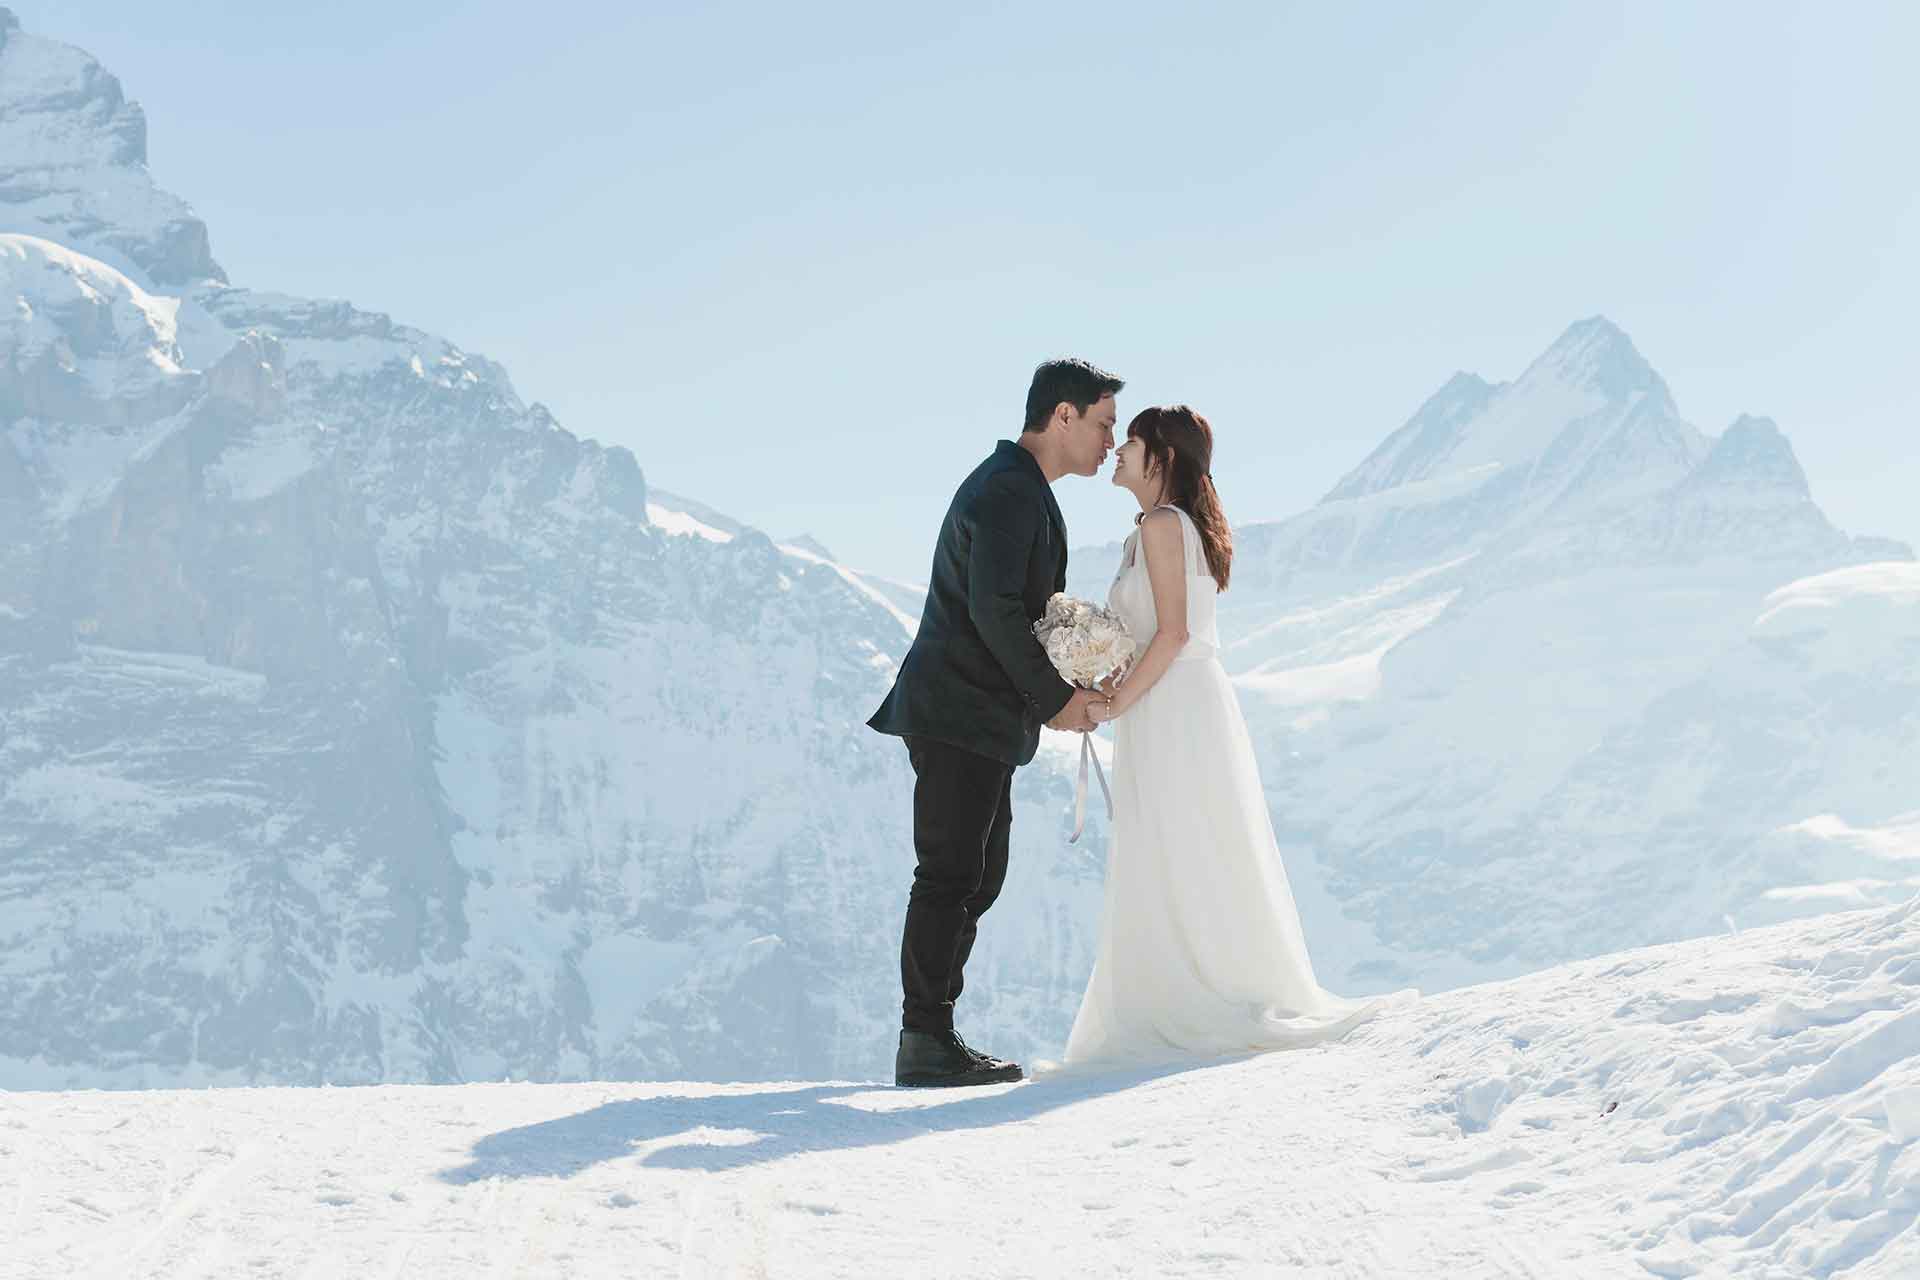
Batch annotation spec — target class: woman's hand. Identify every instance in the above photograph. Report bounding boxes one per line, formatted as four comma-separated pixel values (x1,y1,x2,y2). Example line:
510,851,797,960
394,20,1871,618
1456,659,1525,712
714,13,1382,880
1089,668,1129,724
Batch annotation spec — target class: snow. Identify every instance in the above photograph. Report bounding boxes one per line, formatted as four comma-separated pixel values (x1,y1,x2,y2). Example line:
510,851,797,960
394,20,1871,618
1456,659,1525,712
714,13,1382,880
642,489,928,639
5,899,1915,1278
4,409,187,518
1777,814,1920,868
574,932,707,1046
5,760,184,828
1753,561,1920,669
1436,372,1608,477
203,420,320,501
777,541,920,637
1436,316,1679,479
1261,464,1505,566
1233,588,1459,723
0,233,181,358
1889,1090,1920,1145
0,234,197,426
645,501,735,543
1319,318,1700,519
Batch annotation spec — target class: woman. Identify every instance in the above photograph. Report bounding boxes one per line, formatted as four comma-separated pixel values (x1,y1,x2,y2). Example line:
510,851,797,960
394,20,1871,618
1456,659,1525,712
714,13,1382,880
1064,405,1411,1067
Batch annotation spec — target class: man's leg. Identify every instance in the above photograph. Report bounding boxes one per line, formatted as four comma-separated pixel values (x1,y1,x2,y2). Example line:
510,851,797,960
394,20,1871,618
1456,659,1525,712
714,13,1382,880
900,736,1011,1034
946,766,1013,1009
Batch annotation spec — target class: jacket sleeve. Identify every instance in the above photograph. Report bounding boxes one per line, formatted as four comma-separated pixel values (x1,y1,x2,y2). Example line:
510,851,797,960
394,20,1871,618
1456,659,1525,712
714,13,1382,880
964,474,1077,723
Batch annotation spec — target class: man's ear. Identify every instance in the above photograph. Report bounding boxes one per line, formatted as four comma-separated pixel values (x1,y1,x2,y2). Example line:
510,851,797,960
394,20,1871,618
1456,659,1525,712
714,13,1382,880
1053,401,1075,431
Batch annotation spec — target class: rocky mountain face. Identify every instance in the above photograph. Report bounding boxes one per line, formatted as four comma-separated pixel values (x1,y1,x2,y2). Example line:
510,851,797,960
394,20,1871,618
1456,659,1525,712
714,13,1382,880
0,10,221,288
0,11,1104,1088
1072,319,1916,993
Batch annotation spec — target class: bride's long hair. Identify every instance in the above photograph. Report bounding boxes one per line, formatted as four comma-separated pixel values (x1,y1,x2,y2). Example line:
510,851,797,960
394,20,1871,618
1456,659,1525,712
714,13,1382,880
1127,405,1232,591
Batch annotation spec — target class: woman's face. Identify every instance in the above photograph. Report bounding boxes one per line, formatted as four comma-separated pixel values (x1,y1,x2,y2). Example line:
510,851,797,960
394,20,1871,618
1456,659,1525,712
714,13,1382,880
1112,436,1155,492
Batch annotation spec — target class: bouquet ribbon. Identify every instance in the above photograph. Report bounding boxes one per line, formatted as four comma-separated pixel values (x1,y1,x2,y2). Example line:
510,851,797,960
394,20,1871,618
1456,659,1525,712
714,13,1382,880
1070,731,1113,844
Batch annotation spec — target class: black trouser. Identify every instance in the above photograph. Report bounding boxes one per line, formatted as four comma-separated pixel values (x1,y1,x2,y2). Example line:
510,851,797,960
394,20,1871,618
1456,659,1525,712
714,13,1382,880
900,735,1014,1034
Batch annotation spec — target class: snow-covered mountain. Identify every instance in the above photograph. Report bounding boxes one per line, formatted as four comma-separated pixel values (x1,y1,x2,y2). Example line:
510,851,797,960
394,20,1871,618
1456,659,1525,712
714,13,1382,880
0,9,1106,1089
2,5,1912,1094
9,899,1918,1277
1073,317,1916,993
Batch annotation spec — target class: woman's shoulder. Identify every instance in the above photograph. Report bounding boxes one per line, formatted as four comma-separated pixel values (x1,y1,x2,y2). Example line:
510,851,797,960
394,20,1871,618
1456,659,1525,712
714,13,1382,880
1136,505,1188,555
1138,504,1191,536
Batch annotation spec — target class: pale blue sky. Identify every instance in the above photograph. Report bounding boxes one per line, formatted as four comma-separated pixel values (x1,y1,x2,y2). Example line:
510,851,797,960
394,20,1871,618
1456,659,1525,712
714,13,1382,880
26,1,1918,580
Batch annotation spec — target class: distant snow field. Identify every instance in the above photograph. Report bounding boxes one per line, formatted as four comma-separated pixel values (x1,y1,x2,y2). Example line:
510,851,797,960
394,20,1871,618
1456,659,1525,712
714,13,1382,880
7,900,1915,1279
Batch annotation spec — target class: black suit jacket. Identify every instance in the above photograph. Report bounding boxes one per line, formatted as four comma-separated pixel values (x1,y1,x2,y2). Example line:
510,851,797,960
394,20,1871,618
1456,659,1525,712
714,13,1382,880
867,440,1077,767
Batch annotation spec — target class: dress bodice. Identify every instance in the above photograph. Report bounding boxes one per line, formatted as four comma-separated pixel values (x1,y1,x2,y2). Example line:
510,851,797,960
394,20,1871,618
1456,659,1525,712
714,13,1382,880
1108,504,1220,663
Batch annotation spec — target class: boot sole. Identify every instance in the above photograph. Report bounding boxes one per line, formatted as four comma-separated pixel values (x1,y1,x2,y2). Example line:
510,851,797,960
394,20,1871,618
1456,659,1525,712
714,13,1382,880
895,1064,1024,1088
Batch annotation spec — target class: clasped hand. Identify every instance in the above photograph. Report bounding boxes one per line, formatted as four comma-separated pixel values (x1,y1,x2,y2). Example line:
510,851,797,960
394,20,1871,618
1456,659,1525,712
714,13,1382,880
1048,687,1106,733
1048,669,1129,733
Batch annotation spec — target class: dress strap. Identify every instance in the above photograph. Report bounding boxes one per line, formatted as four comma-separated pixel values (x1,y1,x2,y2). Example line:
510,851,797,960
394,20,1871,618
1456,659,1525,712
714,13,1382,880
1135,503,1204,578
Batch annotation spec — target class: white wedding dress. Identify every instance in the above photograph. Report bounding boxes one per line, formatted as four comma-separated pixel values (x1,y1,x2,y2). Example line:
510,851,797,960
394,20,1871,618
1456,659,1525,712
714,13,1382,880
1062,505,1411,1067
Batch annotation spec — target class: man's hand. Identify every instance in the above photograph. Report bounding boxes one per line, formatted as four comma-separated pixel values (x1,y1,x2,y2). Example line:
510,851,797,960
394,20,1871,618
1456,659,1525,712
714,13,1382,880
1047,687,1106,733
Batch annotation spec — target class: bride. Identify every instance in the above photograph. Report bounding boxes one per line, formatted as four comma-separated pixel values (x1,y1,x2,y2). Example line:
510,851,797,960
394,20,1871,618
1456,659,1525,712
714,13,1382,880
1066,405,1411,1066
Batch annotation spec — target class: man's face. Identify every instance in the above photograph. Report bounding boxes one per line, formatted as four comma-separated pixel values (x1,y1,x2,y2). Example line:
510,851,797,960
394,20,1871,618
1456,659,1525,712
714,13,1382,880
1063,393,1117,476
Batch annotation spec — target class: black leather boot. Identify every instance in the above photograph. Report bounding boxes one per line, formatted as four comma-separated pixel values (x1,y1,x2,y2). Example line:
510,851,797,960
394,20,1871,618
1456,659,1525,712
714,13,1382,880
895,1029,1024,1087
951,1030,1020,1074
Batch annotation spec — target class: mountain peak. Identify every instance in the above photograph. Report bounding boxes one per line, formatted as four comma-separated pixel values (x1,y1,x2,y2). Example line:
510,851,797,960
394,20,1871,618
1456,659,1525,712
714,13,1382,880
0,9,224,286
1726,412,1784,440
1320,318,1685,510
1684,413,1810,499
1519,316,1665,404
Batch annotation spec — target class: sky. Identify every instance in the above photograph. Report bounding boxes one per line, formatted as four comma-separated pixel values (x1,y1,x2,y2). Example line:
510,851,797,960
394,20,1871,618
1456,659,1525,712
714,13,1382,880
22,1,1919,581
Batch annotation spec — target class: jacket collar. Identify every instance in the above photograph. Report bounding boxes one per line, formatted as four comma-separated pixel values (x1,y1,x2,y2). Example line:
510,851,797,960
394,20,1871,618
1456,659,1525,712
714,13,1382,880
996,437,1041,477
998,439,1066,548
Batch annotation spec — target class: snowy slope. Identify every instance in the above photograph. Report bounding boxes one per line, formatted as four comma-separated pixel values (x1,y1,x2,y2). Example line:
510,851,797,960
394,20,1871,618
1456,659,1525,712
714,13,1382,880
6,899,1916,1278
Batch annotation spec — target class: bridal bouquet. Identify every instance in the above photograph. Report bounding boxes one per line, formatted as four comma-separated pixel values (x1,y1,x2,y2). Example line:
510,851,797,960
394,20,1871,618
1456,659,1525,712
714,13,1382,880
1033,594,1134,843
1033,593,1135,688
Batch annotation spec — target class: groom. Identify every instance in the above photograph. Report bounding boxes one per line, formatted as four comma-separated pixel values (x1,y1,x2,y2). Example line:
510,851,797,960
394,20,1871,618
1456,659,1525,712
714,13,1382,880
868,357,1122,1087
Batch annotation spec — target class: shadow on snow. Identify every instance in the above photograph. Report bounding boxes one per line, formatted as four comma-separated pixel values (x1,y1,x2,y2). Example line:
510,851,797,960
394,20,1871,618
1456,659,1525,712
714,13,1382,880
437,1059,1223,1183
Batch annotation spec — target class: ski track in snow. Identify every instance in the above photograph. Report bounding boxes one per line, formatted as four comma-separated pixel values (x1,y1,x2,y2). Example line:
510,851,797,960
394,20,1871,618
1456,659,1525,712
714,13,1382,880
4,901,1915,1278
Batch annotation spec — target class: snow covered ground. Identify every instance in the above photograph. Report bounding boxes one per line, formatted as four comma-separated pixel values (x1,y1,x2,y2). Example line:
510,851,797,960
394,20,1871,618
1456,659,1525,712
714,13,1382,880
6,899,1915,1279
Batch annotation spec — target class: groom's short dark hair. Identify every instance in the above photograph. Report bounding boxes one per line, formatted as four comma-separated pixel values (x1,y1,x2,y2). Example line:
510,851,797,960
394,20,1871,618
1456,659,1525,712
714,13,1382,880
1023,358,1124,433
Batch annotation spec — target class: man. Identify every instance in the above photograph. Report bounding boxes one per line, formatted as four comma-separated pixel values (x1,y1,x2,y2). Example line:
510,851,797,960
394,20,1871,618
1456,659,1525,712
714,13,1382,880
867,357,1122,1087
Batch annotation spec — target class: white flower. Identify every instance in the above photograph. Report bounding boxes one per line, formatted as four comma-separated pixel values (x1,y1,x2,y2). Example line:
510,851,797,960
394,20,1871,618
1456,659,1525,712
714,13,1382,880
1033,592,1135,688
